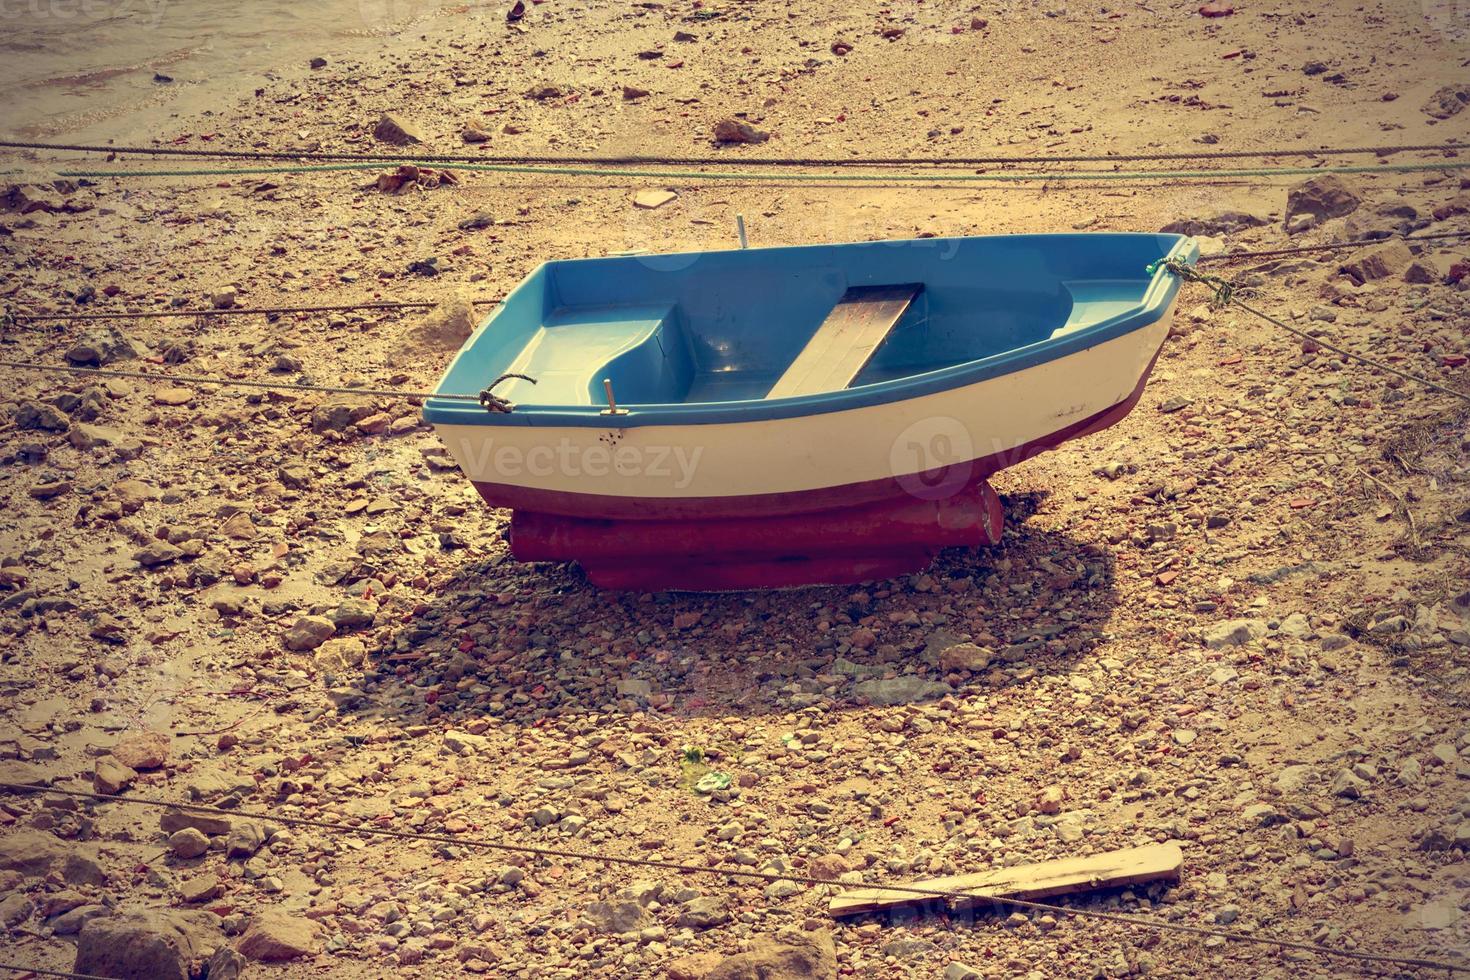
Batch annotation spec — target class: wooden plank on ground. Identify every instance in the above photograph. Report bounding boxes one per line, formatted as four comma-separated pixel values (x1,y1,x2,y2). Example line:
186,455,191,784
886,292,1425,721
765,283,921,400
828,842,1183,917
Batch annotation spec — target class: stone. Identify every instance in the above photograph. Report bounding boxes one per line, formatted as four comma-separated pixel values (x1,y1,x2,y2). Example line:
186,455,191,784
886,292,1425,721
283,615,335,651
807,854,848,880
1284,174,1361,232
74,911,222,980
623,85,650,100
1340,241,1413,283
169,827,210,859
237,910,324,961
713,118,770,144
705,929,836,980
945,965,983,980
153,386,194,406
936,642,993,672
634,189,678,209
329,597,378,631
462,126,492,143
14,400,70,431
218,511,256,540
668,952,725,980
1203,619,1266,649
0,893,31,927
1331,769,1367,799
675,896,730,929
226,821,267,858
853,677,950,706
373,113,425,145
65,326,147,365
413,295,478,347
134,542,182,567
113,731,169,770
160,808,233,837
67,423,132,453
94,756,137,795
1159,211,1268,237
444,730,490,754
1422,83,1470,120
314,636,367,674
51,905,107,935
180,873,222,903
210,287,237,309
583,899,651,934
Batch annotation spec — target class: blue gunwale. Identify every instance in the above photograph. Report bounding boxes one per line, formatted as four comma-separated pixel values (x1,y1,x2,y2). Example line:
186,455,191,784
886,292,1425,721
424,233,1197,429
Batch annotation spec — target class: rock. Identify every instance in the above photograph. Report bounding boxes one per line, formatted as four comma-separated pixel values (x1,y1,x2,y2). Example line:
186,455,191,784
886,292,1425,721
854,677,950,706
74,911,222,980
623,85,650,100
0,893,31,927
583,899,651,934
444,730,491,754
413,295,478,346
373,113,425,146
153,386,194,406
1422,83,1470,120
134,542,182,568
1340,241,1413,283
675,896,730,929
807,854,848,880
1403,259,1440,284
94,756,137,795
1285,174,1361,233
65,326,147,365
226,821,267,858
314,636,367,674
210,287,237,309
169,827,211,859
113,731,169,770
28,479,72,500
51,905,107,935
668,952,725,980
1159,211,1268,237
936,642,993,672
160,813,231,844
1331,769,1367,798
179,873,222,903
329,597,378,631
206,947,248,980
14,400,70,431
705,929,836,980
217,511,256,540
67,423,135,455
1203,618,1266,649
462,126,492,143
283,615,335,652
525,83,566,100
634,189,678,209
237,910,323,961
945,965,983,980
713,118,770,144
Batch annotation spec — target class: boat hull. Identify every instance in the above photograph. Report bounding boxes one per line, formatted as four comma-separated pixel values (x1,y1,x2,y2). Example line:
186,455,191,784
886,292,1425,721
432,307,1172,589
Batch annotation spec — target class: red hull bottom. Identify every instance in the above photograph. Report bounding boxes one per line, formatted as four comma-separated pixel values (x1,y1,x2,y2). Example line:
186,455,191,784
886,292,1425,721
510,480,1005,590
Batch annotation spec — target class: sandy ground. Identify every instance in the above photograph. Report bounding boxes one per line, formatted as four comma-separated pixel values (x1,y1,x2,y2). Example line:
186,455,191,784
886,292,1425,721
2,1,1470,978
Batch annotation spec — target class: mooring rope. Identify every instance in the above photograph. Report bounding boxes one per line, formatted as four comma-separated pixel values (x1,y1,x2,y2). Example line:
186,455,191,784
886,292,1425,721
5,299,500,322
21,159,1470,184
0,138,1464,167
0,783,1458,975
1149,258,1470,406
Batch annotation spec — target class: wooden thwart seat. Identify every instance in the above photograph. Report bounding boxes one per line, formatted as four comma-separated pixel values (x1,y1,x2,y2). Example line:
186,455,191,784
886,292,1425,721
765,283,922,399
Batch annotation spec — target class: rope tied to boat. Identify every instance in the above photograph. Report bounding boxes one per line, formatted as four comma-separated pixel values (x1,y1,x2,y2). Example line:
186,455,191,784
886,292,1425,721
1149,258,1470,406
479,372,536,413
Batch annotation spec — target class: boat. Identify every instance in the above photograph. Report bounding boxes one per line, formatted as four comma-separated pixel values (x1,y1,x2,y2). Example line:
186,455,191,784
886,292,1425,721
425,232,1198,590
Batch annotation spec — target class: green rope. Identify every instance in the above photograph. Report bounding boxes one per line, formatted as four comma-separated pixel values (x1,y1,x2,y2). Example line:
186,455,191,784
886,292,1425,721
1149,258,1470,406
17,159,1470,183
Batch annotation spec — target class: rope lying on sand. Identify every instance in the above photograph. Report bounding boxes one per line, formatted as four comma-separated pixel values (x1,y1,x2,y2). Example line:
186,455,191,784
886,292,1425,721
16,159,1470,183
0,137,1462,167
0,782,1460,975
6,299,501,322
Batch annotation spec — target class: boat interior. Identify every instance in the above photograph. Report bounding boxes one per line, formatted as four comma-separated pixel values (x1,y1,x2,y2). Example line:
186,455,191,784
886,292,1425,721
435,233,1185,411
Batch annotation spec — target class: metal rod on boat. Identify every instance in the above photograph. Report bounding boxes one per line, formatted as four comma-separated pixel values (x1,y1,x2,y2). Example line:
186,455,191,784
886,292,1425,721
601,378,624,415
736,214,748,249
